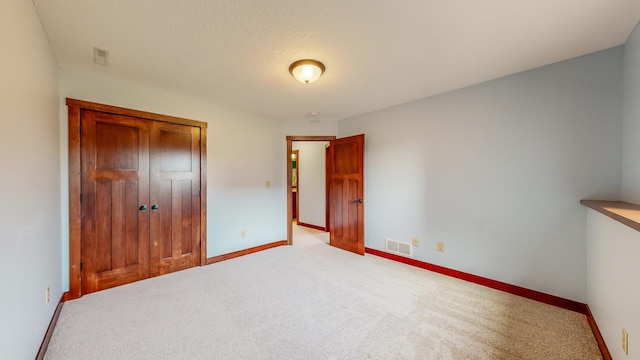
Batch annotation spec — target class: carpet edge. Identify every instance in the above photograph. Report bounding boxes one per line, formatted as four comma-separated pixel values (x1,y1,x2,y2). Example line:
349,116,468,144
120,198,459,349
364,247,586,311
297,222,327,232
586,304,612,360
364,247,612,359
35,292,67,360
206,240,288,265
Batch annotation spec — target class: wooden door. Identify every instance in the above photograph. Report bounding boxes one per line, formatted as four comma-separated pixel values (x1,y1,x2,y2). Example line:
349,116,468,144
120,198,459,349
328,134,365,255
80,110,151,293
149,122,201,276
292,150,299,220
68,98,207,299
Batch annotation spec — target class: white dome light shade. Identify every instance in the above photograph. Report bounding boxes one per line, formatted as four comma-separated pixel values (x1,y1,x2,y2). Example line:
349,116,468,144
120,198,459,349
289,59,325,84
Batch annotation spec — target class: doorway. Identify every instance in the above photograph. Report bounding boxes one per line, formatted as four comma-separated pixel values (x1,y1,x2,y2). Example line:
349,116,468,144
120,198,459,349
292,142,328,231
286,136,334,245
286,135,365,255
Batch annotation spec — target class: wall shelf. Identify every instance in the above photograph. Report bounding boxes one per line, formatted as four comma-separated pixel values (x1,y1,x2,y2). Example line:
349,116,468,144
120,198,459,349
580,200,640,233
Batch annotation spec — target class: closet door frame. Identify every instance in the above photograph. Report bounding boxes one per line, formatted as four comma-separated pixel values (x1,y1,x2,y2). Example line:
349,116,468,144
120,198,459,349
67,98,208,300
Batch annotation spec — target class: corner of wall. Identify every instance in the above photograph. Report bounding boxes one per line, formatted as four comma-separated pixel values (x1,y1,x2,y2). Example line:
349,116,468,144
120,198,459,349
621,21,640,204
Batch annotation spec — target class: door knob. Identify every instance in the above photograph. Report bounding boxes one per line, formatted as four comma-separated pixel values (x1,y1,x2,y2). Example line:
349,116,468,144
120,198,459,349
151,204,159,210
139,205,148,211
356,199,364,204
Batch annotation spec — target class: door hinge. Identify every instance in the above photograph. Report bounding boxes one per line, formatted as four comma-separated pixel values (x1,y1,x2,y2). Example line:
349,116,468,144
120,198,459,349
79,122,83,135
80,262,83,271
80,194,83,204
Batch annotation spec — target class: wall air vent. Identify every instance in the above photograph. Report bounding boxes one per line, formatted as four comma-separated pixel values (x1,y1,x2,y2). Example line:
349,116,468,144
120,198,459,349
385,239,412,257
93,47,108,66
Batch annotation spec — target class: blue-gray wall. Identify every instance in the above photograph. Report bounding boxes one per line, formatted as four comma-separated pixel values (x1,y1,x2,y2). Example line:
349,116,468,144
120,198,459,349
586,21,640,360
623,22,640,203
0,1,61,358
339,47,624,302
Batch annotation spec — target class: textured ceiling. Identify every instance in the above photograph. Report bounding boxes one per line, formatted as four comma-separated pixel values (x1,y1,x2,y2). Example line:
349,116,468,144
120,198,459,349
33,0,640,122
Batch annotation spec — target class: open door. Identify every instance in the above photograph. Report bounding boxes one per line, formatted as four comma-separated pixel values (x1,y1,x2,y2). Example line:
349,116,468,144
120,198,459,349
328,134,365,255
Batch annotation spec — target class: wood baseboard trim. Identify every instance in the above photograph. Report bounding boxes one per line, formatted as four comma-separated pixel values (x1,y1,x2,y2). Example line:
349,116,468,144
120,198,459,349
365,247,587,314
585,305,611,360
297,222,327,232
36,292,68,360
206,240,288,265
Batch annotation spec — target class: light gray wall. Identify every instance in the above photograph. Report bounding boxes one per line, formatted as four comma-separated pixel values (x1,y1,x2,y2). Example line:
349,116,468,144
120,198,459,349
0,1,61,358
586,210,640,359
339,47,624,302
292,142,328,228
586,21,640,358
622,22,640,203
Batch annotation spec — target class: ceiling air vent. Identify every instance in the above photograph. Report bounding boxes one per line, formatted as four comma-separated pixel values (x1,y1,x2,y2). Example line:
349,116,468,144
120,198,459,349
93,47,108,66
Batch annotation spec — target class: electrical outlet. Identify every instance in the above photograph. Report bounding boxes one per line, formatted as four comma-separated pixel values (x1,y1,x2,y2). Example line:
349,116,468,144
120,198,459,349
436,242,444,252
241,230,246,238
266,180,271,188
623,328,628,355
45,287,50,304
412,237,419,247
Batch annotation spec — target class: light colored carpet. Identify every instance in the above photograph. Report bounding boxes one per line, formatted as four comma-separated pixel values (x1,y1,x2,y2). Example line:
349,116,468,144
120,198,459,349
46,225,602,359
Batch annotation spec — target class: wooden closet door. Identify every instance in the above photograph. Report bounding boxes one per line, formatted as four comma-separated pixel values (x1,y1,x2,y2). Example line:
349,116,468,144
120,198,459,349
149,122,201,276
80,110,151,294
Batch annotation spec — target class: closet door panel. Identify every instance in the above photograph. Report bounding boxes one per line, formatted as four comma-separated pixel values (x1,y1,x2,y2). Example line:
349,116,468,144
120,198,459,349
150,122,201,276
80,110,150,294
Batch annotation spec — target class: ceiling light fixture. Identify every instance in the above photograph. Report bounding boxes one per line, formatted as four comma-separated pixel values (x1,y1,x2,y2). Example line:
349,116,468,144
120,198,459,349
289,59,325,84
